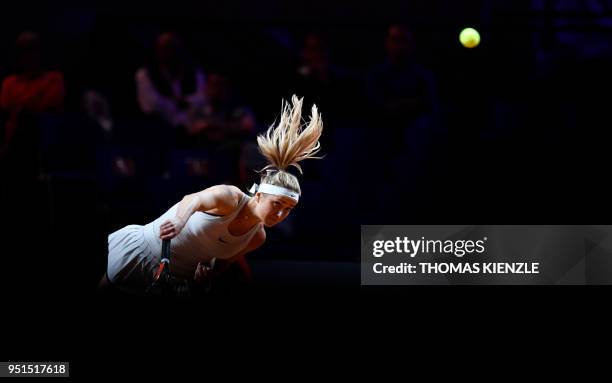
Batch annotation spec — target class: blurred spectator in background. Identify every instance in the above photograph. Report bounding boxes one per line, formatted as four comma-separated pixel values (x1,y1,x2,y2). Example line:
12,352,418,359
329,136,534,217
136,32,206,137
1,31,64,161
367,24,437,183
82,89,113,141
187,71,256,145
293,32,361,147
187,70,258,185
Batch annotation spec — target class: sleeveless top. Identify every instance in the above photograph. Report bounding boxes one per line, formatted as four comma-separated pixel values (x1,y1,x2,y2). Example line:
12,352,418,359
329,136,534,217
142,194,262,278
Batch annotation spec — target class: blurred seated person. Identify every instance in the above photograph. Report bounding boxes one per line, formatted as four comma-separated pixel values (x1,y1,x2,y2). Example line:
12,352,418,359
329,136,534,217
366,24,438,185
368,24,436,137
186,71,256,146
1,31,64,159
367,24,437,163
186,71,257,184
136,32,206,131
294,33,360,143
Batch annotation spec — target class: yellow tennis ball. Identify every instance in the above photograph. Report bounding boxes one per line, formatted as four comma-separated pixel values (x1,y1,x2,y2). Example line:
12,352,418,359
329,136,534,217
460,27,480,48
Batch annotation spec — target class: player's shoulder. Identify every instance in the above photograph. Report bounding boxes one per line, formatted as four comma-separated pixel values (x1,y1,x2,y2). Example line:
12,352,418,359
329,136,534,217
219,184,245,200
208,184,244,209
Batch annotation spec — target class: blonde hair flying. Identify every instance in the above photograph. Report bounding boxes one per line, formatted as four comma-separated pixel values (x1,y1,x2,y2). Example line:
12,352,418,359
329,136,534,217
256,95,324,195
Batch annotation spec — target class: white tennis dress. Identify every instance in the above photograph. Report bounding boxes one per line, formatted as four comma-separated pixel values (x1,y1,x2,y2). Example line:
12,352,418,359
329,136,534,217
107,194,262,293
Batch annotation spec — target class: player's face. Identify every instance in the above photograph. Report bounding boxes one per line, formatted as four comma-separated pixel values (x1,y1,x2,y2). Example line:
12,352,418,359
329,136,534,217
256,193,298,227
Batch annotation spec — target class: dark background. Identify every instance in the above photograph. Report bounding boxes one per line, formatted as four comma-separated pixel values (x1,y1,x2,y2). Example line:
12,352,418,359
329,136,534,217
1,0,610,375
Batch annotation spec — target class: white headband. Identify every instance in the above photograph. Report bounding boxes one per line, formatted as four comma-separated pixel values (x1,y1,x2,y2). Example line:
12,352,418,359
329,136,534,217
249,183,300,202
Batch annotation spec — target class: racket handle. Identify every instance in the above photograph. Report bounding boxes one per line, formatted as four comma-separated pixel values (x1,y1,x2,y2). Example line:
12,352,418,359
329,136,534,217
161,239,171,262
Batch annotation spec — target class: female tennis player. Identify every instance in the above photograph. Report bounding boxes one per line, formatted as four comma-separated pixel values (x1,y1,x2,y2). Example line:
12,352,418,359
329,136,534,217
100,95,323,294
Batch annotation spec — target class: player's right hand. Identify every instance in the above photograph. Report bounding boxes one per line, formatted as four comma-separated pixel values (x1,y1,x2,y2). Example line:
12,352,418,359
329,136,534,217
159,218,186,240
